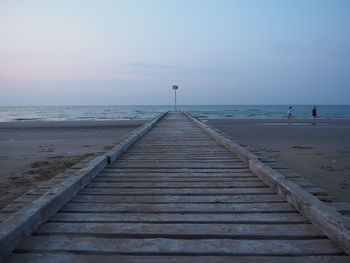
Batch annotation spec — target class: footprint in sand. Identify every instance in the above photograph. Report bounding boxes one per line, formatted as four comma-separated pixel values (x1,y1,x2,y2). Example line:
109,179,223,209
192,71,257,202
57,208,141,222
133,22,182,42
292,146,313,150
320,165,336,172
38,148,55,153
340,180,348,189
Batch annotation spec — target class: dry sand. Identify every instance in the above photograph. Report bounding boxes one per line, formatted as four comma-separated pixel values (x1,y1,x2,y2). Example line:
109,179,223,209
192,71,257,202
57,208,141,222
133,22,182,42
0,120,145,209
208,119,350,202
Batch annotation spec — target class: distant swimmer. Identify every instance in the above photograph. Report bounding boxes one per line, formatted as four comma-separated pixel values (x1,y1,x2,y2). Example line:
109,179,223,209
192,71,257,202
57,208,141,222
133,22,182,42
287,106,292,120
312,106,317,119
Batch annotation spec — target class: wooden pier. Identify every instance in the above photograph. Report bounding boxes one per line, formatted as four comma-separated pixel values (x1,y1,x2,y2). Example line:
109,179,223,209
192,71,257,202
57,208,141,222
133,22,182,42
3,112,350,262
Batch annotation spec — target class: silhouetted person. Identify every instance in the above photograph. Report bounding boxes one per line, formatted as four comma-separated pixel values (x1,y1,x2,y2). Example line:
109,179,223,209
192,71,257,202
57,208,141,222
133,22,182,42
287,106,292,120
312,106,317,125
312,106,317,119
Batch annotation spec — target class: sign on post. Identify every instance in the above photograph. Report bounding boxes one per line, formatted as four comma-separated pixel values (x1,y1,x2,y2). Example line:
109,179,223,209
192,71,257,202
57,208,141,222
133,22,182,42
172,85,178,111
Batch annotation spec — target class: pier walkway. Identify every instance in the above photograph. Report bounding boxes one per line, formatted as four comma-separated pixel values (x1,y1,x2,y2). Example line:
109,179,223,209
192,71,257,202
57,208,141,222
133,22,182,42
5,112,350,262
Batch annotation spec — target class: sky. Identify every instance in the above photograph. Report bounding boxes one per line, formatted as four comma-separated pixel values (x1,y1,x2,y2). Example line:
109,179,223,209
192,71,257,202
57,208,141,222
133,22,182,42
0,0,349,106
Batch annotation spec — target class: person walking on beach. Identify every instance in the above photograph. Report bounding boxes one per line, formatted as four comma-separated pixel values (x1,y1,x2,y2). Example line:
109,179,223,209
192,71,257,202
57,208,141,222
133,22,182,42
312,106,317,119
312,106,317,125
287,106,292,120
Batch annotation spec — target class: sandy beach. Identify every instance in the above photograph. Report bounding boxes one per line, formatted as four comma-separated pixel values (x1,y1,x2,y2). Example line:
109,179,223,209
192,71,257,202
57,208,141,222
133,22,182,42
1,118,349,210
0,120,145,209
208,119,350,202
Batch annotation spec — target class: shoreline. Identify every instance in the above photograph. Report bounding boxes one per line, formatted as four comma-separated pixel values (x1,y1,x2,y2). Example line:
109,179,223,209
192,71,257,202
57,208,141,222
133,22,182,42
0,120,146,128
204,118,350,124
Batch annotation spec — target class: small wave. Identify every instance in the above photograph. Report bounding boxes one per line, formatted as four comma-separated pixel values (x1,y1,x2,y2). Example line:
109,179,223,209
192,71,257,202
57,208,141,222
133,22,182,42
13,118,42,121
76,117,98,120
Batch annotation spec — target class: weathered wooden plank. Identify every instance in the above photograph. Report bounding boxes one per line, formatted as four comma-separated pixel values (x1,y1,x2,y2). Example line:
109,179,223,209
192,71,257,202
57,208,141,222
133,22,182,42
87,181,267,188
121,155,238,159
1,203,27,213
122,152,232,156
118,158,239,162
7,254,350,263
93,176,261,182
71,194,284,204
120,155,238,159
61,202,296,213
79,187,274,195
50,212,308,223
127,150,229,154
16,236,344,255
0,213,13,222
37,222,324,238
103,168,250,173
129,148,228,152
12,195,40,203
109,163,247,169
141,138,213,141
127,146,229,150
132,143,221,147
98,172,254,177
24,189,47,195
115,159,242,164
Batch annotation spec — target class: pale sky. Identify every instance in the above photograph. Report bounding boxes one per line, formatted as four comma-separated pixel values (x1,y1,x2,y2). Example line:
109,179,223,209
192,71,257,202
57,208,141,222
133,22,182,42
0,0,349,106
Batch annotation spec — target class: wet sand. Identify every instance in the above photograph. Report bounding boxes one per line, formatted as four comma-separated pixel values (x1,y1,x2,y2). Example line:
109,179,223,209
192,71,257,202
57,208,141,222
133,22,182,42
208,119,350,202
0,120,145,209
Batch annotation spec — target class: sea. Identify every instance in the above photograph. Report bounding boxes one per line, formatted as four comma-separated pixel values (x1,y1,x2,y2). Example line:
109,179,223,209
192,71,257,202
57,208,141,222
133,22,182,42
0,105,349,122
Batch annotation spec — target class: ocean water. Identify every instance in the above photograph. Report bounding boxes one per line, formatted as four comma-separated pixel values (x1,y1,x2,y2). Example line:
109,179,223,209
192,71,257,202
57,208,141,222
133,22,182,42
0,105,349,122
